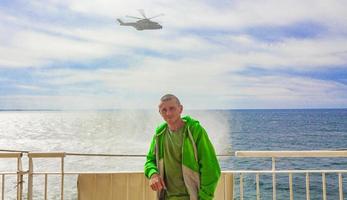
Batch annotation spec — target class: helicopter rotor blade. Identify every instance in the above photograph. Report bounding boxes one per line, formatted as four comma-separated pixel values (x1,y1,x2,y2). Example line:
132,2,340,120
126,15,143,20
138,9,147,19
148,13,164,19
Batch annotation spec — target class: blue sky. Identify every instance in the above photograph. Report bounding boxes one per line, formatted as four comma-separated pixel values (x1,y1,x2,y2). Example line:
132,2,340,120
0,0,346,109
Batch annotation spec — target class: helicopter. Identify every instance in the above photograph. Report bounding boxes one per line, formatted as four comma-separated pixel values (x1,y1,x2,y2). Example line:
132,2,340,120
117,10,163,31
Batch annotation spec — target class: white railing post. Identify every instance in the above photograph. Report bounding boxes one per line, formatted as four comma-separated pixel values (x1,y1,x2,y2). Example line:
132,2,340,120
322,172,326,200
306,172,310,200
27,156,33,200
256,173,260,200
272,157,276,200
338,173,343,200
44,174,48,200
1,174,4,200
289,172,293,200
240,173,243,200
16,154,23,200
61,156,64,200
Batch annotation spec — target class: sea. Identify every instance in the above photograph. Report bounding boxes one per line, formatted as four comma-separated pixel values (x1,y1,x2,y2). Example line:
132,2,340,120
0,109,346,199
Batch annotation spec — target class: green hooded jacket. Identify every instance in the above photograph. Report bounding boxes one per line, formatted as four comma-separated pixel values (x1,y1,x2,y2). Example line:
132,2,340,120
144,116,221,200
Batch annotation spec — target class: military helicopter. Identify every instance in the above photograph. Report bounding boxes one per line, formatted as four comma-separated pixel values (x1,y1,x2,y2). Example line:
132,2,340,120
117,10,163,31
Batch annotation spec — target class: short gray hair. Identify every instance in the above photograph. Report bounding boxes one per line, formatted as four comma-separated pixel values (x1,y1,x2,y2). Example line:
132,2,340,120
160,94,181,105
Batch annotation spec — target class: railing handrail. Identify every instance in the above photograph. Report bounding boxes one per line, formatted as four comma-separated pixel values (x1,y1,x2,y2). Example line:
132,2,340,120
26,169,347,175
236,150,347,157
0,152,22,158
4,150,347,158
5,149,347,158
28,152,65,158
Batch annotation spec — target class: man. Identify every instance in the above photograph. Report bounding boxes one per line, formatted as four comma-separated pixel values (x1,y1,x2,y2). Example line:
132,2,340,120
144,94,221,200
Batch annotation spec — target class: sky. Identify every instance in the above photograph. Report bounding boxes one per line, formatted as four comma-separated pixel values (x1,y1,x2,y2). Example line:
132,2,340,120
0,0,347,110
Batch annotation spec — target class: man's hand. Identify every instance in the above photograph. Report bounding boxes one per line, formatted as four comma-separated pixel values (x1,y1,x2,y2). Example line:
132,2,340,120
149,174,166,191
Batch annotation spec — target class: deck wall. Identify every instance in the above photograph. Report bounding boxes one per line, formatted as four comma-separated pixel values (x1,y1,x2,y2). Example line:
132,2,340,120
77,172,233,200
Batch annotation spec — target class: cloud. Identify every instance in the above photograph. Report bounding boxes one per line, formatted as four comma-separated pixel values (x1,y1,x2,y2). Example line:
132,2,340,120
1,0,347,69
0,28,117,68
22,54,345,109
212,35,347,70
0,95,120,110
2,71,346,109
0,0,346,109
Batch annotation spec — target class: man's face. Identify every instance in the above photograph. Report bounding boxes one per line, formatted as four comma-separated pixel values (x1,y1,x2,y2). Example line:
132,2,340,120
158,99,183,124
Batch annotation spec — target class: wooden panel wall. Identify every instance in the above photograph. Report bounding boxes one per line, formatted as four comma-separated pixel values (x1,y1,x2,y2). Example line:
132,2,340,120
78,172,233,200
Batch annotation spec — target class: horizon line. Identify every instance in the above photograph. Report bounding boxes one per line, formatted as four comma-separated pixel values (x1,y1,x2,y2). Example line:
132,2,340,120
0,108,346,112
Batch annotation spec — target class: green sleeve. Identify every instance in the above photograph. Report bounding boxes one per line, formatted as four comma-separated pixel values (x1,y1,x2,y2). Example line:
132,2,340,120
144,135,159,179
195,125,221,200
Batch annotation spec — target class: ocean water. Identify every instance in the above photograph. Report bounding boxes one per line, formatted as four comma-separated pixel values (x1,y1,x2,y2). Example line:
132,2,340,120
0,109,346,199
224,109,347,199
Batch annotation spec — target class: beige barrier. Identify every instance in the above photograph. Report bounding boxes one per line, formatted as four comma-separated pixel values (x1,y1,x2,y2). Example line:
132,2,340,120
77,172,233,200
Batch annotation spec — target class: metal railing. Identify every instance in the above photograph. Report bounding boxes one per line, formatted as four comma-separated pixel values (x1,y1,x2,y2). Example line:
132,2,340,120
0,150,346,199
0,152,24,200
27,152,66,200
231,151,347,200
